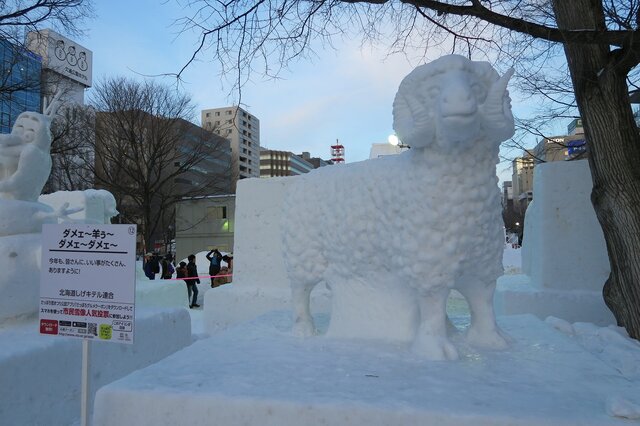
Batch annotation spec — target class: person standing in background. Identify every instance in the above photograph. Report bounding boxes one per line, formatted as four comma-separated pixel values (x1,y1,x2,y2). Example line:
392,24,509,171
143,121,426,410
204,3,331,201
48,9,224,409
186,254,200,308
206,248,223,288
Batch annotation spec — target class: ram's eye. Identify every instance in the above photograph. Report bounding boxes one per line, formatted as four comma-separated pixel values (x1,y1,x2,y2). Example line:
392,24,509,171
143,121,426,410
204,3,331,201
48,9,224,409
427,87,441,98
471,83,485,100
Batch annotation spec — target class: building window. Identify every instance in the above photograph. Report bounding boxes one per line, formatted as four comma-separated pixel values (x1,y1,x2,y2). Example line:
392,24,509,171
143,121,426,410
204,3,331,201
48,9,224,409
226,110,232,115
206,206,227,219
215,111,220,116
206,112,210,117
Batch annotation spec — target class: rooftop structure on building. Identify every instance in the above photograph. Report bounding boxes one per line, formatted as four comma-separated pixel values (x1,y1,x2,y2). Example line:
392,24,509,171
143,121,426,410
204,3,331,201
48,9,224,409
201,106,260,189
26,29,93,105
330,140,345,164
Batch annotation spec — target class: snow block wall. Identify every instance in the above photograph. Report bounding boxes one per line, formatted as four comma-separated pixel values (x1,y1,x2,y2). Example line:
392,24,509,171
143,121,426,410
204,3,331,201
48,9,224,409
231,177,292,290
0,307,191,426
203,177,330,334
498,160,615,325
522,160,609,291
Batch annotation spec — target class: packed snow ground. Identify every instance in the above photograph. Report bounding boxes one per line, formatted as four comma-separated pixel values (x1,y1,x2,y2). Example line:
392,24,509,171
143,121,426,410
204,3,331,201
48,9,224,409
95,246,640,425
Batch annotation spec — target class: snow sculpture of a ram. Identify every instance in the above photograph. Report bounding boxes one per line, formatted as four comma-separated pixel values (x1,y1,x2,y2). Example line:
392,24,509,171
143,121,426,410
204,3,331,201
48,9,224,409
283,55,515,360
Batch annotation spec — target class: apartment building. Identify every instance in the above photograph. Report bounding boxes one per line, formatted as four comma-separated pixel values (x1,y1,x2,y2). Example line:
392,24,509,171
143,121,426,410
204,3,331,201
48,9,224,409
201,106,260,189
512,156,535,213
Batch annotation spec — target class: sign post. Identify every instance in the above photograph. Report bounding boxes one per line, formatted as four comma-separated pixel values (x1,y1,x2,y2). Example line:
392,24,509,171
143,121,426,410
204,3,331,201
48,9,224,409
39,224,137,426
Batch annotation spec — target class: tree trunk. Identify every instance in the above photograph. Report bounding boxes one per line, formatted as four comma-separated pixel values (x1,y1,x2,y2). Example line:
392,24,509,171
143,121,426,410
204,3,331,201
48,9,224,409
553,0,640,338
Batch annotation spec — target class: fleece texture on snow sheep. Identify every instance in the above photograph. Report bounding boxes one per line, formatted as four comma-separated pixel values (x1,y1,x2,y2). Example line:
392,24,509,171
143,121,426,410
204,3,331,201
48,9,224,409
283,55,515,360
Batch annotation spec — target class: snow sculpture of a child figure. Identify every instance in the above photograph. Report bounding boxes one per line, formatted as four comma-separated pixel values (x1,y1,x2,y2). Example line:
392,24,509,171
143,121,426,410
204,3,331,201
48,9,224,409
0,95,59,201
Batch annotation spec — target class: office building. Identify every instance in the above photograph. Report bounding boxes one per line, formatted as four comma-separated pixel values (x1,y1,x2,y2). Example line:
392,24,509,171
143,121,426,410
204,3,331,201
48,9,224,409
298,151,332,168
260,149,315,177
0,38,42,133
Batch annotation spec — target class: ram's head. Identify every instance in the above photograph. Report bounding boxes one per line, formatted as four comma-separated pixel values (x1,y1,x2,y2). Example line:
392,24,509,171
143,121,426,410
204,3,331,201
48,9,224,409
392,55,515,151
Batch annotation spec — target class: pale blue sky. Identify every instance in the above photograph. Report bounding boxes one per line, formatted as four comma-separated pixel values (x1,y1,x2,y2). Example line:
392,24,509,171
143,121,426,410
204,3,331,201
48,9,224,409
80,1,566,181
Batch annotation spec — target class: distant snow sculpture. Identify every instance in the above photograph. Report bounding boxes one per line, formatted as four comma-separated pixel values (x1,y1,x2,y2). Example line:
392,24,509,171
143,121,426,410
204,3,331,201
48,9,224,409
39,189,119,225
283,55,515,360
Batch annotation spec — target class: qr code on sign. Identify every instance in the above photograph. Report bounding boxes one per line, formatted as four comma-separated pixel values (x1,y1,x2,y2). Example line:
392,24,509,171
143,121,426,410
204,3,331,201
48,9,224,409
88,323,97,336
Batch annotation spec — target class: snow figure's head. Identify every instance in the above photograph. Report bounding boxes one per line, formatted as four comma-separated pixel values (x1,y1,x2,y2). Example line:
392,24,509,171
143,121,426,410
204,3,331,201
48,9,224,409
392,55,515,151
10,111,53,151
9,91,61,151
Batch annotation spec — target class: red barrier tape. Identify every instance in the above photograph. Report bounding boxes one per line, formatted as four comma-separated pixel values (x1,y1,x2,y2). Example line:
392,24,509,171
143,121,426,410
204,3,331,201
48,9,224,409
161,274,233,281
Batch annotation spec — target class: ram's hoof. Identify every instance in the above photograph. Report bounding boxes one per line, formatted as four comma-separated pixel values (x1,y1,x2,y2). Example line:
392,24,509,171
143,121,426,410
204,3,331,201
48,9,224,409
292,319,316,337
412,334,459,361
466,326,510,350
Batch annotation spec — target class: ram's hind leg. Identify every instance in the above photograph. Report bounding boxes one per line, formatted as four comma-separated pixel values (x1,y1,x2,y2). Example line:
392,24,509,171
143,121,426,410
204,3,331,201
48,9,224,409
456,276,509,350
413,287,459,361
291,280,319,337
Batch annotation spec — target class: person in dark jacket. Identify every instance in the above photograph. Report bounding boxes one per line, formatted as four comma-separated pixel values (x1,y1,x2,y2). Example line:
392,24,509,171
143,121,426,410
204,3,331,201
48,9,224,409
161,254,175,279
185,254,200,308
143,252,160,280
205,248,223,288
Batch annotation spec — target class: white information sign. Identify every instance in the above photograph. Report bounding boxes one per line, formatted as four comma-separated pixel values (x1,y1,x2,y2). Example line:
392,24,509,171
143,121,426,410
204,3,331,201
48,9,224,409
39,224,137,344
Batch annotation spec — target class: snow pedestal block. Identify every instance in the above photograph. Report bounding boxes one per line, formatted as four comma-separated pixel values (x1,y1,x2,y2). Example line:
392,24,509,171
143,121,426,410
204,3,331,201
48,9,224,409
0,307,191,426
204,283,331,334
498,160,614,325
0,233,41,322
94,312,637,426
204,177,333,334
495,275,616,325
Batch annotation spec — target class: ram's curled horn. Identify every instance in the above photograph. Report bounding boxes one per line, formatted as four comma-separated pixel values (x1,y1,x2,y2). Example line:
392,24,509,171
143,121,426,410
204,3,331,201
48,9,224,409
482,67,514,128
393,92,426,144
392,68,432,147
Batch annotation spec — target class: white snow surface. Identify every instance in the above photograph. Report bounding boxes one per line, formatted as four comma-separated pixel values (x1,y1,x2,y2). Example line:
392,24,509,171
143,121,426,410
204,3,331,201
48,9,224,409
93,310,640,426
2,247,640,425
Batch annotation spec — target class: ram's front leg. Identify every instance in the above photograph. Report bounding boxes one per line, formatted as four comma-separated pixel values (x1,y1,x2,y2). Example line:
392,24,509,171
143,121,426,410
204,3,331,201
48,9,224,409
413,287,458,360
291,283,317,337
